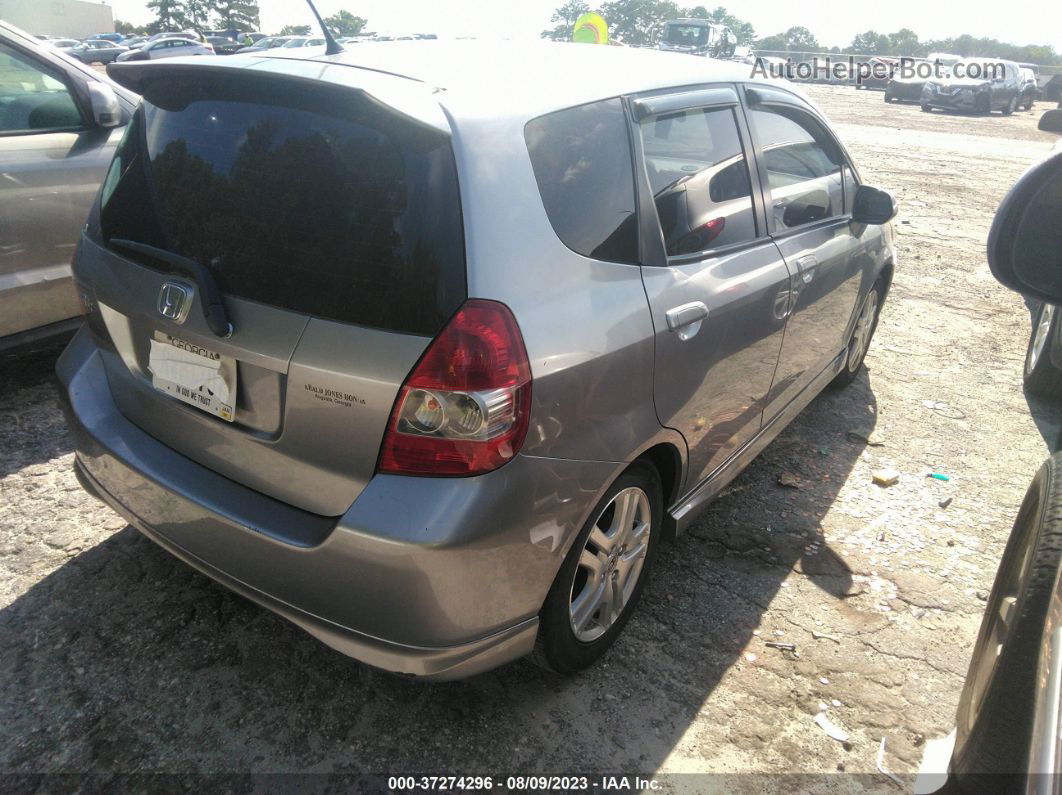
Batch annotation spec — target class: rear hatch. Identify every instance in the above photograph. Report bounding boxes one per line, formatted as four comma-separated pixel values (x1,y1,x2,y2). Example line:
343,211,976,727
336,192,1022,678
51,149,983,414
77,65,466,516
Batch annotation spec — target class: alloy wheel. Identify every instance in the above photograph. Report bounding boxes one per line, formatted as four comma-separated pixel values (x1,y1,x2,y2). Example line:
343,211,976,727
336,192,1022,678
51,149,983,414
963,527,1035,732
568,487,651,642
848,289,879,371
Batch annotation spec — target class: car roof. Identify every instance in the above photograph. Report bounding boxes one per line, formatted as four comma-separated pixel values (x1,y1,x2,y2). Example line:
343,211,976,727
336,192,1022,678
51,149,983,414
109,40,799,130
277,40,757,114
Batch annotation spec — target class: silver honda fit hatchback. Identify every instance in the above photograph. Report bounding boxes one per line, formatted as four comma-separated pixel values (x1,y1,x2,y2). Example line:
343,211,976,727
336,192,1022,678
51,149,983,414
58,41,897,679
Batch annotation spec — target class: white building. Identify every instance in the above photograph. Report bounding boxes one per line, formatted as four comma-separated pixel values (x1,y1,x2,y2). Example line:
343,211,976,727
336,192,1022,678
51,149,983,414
0,0,114,39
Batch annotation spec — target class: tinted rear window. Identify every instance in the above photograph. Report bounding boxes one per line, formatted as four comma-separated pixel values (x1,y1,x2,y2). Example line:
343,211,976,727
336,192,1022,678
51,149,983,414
99,76,465,336
524,99,638,265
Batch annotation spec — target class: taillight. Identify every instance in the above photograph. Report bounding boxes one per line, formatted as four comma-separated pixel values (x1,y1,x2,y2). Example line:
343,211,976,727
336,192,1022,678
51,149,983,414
378,299,532,476
675,217,725,254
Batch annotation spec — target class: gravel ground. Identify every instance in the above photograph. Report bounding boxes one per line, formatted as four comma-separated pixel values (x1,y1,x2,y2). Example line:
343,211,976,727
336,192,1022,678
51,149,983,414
2,84,1061,789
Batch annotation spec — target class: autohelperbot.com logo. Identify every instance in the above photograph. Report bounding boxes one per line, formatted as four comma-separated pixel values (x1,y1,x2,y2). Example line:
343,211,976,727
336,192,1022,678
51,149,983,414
750,56,1005,84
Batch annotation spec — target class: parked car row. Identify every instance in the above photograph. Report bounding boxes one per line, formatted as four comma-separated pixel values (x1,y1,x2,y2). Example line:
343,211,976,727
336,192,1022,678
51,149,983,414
881,57,1042,114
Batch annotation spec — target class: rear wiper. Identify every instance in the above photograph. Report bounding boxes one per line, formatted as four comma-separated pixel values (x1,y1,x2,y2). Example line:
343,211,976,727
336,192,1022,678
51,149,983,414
108,238,233,338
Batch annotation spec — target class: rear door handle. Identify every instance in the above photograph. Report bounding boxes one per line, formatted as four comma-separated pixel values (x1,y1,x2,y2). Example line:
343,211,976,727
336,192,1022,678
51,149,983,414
665,301,709,340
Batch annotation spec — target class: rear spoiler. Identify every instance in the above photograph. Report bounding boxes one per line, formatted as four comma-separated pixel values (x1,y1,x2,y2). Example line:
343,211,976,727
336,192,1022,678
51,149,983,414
106,56,452,134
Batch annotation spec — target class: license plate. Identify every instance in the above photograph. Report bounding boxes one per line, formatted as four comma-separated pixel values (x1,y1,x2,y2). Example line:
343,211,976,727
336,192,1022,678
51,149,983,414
148,331,237,422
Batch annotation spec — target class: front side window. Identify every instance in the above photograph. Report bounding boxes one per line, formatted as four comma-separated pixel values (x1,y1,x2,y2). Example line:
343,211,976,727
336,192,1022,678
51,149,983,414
747,105,844,231
639,106,757,256
0,43,82,133
525,99,638,265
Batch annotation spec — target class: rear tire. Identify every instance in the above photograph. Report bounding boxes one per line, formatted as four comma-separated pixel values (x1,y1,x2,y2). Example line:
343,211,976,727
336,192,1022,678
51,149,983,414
921,103,932,112
830,281,883,389
532,462,662,674
1023,302,1062,398
951,454,1062,792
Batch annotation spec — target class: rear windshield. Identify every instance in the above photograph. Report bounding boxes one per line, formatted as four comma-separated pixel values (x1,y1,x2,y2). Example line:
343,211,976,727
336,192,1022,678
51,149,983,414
99,76,466,336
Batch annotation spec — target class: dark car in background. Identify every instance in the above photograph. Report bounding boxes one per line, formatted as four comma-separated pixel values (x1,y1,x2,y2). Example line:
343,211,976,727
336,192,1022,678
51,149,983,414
858,56,898,90
0,21,135,353
884,59,932,103
206,36,243,55
1019,67,1038,110
922,58,1022,115
885,53,961,103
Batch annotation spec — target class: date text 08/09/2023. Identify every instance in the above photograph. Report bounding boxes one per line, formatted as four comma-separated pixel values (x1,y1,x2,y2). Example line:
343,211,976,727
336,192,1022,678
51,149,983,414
388,776,662,791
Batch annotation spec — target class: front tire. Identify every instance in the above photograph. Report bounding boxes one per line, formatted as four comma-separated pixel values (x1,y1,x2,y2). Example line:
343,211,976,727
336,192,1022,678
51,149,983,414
532,462,662,674
1023,302,1062,397
1003,96,1017,116
830,281,882,389
951,454,1062,792
921,103,932,112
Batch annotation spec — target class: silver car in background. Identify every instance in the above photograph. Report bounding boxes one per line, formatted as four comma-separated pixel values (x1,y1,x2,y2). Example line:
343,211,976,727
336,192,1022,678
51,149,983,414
59,41,897,679
115,38,214,62
0,21,135,353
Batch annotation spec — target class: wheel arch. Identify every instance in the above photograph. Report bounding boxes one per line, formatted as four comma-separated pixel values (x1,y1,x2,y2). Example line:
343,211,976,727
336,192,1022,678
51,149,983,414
633,441,685,542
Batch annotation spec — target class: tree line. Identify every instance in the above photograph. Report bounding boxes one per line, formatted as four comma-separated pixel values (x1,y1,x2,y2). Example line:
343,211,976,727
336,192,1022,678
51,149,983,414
543,0,1061,65
116,1,367,38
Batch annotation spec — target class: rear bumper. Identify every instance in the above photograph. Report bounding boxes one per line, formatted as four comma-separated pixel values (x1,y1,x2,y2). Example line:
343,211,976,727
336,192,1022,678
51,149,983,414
58,328,618,679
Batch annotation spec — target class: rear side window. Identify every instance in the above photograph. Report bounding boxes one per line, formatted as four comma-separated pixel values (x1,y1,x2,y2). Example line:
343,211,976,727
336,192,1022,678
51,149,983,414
525,99,638,265
639,106,757,255
99,76,466,336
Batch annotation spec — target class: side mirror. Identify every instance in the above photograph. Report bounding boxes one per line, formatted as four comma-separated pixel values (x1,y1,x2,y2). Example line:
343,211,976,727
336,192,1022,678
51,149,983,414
1040,109,1062,134
988,151,1062,303
851,184,898,225
86,82,122,128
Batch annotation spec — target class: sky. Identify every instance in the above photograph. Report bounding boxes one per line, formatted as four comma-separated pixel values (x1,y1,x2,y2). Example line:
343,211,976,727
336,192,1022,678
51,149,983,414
102,0,1062,51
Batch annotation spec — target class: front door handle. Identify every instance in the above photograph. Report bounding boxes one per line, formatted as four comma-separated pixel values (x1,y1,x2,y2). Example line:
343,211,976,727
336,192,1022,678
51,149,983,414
665,301,709,340
795,254,817,284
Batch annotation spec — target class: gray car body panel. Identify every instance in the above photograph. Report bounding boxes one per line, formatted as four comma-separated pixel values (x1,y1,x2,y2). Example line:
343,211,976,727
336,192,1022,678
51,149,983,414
62,42,894,676
58,329,619,677
0,21,136,349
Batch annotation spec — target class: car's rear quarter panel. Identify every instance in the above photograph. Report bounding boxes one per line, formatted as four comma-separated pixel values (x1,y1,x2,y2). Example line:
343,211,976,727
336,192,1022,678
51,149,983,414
444,106,667,471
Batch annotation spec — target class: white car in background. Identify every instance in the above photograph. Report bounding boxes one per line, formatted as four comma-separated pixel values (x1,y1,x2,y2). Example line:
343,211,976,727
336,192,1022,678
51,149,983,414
280,36,326,48
115,38,213,62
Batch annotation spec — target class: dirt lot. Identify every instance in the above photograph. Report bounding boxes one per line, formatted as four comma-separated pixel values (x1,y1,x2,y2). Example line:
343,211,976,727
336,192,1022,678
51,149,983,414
2,84,1061,789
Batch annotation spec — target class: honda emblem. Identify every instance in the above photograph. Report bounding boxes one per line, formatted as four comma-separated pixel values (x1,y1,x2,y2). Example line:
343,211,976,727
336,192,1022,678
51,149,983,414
157,281,192,324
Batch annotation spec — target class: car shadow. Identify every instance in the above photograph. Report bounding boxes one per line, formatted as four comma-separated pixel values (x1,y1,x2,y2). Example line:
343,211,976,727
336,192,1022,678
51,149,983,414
0,348,72,479
1023,389,1062,453
0,367,877,776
